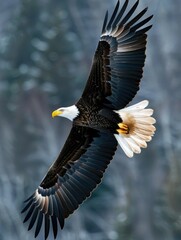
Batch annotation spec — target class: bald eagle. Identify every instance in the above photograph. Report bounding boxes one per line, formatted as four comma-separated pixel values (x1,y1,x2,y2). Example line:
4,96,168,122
22,0,156,238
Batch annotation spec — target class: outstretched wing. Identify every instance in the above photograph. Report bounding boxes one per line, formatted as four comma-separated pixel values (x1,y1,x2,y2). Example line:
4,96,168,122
22,126,117,239
79,0,153,110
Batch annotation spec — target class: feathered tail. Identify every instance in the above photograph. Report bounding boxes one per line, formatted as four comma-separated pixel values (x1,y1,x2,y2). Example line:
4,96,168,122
114,100,156,158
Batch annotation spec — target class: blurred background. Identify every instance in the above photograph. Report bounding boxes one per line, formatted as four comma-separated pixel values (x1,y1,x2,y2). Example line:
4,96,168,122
0,0,180,239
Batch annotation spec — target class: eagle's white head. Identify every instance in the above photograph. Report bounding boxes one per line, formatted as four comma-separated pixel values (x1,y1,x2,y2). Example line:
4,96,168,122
52,105,79,121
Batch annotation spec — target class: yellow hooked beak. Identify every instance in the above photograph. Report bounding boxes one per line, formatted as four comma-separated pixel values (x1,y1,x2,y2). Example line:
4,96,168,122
52,109,63,118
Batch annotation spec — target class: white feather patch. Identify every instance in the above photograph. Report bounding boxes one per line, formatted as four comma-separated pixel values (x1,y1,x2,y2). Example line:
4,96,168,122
114,100,156,157
114,134,133,158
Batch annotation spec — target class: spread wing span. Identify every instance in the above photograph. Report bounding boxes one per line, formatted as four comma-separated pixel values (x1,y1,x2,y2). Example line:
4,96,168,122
22,1,153,238
22,126,117,239
80,0,152,109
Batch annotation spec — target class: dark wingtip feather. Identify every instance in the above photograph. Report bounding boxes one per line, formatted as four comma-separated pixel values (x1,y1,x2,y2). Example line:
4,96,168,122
106,0,120,31
35,211,43,238
28,207,39,231
21,198,33,213
131,15,153,33
51,215,58,239
44,215,50,240
23,204,35,223
135,24,153,36
120,0,139,25
54,193,65,229
24,193,34,203
112,0,129,28
58,216,65,230
102,10,109,34
125,7,148,29
52,195,59,218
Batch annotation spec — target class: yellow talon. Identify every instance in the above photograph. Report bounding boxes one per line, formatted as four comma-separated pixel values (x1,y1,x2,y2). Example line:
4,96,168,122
117,123,129,134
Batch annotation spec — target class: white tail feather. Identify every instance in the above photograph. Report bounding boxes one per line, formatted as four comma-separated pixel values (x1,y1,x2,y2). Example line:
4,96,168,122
114,100,156,158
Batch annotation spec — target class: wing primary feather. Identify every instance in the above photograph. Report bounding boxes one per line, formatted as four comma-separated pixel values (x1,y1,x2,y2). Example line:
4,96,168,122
56,189,70,217
135,25,152,36
51,194,59,218
58,188,75,215
58,217,64,230
120,0,139,26
65,179,85,203
131,15,153,32
72,172,94,194
112,0,129,28
84,159,107,170
21,198,34,213
102,10,109,34
76,170,97,189
44,214,50,240
79,161,103,177
61,184,79,210
35,211,43,238
24,193,35,203
63,181,82,204
106,0,120,31
64,175,92,205
77,167,101,184
23,204,35,223
54,192,65,229
125,7,148,29
42,196,49,215
47,195,53,216
51,215,58,239
28,207,39,231
39,195,46,212
69,175,90,196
